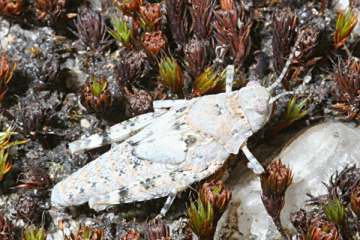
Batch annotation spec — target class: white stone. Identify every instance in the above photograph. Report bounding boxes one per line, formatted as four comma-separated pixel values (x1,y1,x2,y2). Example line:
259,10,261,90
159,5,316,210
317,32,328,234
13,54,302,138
335,0,350,10
216,122,360,240
80,119,91,129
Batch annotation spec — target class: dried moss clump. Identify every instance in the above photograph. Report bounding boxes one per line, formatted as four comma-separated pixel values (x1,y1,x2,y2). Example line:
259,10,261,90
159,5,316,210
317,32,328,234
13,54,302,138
0,0,23,16
187,180,231,239
291,165,360,239
261,159,293,238
333,58,360,120
0,53,15,102
0,127,27,181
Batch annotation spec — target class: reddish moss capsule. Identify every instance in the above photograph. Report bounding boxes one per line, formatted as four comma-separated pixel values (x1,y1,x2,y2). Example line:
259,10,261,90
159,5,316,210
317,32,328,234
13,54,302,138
200,180,232,216
71,225,104,240
140,3,161,30
114,0,143,15
0,0,23,16
81,77,112,113
119,229,140,240
142,31,166,55
261,159,293,197
0,53,15,102
307,218,339,240
219,0,235,11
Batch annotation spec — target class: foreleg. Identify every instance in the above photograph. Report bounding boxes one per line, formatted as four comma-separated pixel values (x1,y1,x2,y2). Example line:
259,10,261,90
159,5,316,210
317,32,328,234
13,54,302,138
241,144,265,174
269,91,294,104
226,65,235,94
267,31,305,91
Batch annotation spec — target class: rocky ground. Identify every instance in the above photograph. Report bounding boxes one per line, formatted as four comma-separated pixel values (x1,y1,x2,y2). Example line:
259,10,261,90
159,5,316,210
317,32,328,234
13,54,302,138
1,0,360,239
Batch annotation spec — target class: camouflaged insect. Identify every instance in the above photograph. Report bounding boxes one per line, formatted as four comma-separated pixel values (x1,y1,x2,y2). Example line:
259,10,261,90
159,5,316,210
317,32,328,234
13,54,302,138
51,33,303,216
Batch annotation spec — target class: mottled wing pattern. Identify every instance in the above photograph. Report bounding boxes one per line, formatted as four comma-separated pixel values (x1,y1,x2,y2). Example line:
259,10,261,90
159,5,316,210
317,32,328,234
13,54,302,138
51,94,253,209
51,107,229,209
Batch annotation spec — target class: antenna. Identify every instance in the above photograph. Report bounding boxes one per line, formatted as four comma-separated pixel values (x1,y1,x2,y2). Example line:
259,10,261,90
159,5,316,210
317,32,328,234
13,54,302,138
267,30,305,92
269,91,294,104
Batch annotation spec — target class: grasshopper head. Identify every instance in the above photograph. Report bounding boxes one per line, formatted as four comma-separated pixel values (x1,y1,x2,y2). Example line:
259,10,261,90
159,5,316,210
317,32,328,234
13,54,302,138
238,81,273,132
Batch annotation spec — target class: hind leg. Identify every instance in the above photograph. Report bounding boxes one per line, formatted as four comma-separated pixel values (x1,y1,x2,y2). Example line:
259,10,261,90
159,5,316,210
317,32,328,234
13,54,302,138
88,189,125,211
69,98,192,154
88,188,179,217
69,111,164,154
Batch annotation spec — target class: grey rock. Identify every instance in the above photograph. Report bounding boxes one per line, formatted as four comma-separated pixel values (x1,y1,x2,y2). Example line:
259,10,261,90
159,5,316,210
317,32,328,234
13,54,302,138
216,122,360,240
0,18,56,81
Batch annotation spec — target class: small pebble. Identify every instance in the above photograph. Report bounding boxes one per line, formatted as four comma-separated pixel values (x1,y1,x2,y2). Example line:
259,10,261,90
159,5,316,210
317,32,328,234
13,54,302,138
80,119,91,129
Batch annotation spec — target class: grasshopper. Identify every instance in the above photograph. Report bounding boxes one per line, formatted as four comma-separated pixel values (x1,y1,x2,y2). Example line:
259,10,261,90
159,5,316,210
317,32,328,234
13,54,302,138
51,32,303,217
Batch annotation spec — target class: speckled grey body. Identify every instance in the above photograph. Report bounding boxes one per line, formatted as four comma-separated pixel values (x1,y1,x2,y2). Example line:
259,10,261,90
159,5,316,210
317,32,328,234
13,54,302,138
51,82,273,211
